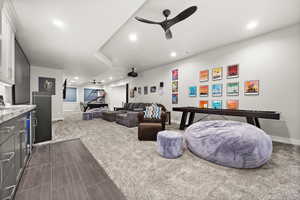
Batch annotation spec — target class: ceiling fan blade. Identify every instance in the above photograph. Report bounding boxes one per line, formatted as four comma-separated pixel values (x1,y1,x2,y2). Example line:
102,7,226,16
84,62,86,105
168,6,197,28
135,17,160,25
165,29,172,39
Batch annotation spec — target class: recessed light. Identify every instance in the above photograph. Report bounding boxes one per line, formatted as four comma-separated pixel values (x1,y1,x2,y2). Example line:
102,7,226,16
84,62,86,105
129,33,138,42
52,19,64,28
170,52,177,57
74,77,79,80
70,80,76,83
246,21,258,30
101,80,105,83
109,77,113,80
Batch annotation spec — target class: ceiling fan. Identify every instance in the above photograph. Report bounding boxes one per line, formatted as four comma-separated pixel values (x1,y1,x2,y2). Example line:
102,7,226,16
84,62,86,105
135,6,197,40
89,80,102,85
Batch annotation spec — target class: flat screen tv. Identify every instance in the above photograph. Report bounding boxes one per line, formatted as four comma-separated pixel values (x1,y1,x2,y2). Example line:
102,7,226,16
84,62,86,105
13,40,30,105
63,79,67,99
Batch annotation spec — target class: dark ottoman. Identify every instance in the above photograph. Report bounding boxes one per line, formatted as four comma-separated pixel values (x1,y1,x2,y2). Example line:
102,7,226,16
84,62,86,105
138,123,163,141
102,111,118,122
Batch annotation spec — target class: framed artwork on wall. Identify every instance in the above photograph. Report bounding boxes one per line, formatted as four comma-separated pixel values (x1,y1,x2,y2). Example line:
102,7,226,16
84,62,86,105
227,82,239,96
199,85,209,97
199,70,209,82
144,86,148,95
172,81,178,93
227,100,239,109
130,89,134,98
172,94,178,104
212,100,222,109
212,67,223,81
212,84,222,97
244,80,259,95
227,64,239,79
199,100,208,108
150,86,157,93
172,69,178,81
189,86,197,97
38,77,56,95
138,87,142,94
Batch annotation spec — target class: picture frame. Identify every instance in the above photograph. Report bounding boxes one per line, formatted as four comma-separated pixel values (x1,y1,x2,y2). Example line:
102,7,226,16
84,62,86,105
188,86,197,97
227,100,239,110
172,81,178,93
144,86,148,95
38,77,56,95
212,100,222,109
150,86,157,93
199,70,209,82
244,80,259,95
212,67,223,81
138,87,142,94
212,84,223,97
199,100,209,109
199,85,209,97
172,69,178,81
172,94,178,104
227,64,239,79
227,82,239,96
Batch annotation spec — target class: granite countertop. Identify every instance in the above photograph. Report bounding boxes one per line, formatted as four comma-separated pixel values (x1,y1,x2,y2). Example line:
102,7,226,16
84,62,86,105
0,105,36,124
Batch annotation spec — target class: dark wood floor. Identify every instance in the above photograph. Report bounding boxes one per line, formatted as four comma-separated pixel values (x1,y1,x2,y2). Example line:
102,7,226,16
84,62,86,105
15,139,126,200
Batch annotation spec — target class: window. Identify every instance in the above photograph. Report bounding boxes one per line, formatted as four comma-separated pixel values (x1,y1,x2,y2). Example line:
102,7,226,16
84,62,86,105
64,87,77,102
84,88,98,102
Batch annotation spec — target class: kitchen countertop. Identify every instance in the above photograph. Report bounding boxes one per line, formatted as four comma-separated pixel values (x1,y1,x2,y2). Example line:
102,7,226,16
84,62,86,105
0,105,36,124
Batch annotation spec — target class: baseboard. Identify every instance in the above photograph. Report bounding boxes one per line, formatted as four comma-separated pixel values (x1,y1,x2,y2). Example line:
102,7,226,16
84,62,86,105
271,136,300,146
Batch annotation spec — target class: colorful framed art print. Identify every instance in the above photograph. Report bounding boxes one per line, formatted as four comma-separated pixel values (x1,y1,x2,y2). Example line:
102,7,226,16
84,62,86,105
212,67,223,81
212,100,222,109
199,101,209,109
172,94,178,104
227,64,239,79
227,82,239,96
172,81,178,93
212,84,222,97
172,69,178,81
199,85,209,97
189,86,197,97
244,80,259,95
199,70,209,82
227,100,239,110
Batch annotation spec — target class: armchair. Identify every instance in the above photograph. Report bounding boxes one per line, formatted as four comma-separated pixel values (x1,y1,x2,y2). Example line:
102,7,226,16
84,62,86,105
137,111,167,141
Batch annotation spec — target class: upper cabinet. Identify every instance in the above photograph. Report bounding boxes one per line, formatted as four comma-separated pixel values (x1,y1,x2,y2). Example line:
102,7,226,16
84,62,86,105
0,0,16,85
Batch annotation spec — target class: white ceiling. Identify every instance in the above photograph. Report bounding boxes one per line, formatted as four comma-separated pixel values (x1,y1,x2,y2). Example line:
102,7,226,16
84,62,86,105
12,0,146,85
12,0,300,85
101,0,300,77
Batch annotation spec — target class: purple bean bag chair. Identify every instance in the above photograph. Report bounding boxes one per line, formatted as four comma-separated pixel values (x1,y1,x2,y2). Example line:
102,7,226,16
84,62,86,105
184,120,272,168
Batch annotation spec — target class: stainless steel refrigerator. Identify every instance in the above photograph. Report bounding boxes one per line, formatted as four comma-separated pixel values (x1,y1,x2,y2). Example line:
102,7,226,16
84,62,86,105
32,92,52,143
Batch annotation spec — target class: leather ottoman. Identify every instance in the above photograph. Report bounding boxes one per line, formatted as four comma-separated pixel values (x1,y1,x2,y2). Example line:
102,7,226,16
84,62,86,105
138,123,163,141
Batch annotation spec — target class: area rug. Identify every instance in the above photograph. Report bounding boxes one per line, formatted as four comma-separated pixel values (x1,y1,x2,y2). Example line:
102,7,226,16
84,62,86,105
52,112,300,200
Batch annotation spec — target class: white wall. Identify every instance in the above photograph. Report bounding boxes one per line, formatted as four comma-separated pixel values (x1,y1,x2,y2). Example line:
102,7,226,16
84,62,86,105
30,66,64,121
63,84,104,112
121,24,300,144
105,84,126,110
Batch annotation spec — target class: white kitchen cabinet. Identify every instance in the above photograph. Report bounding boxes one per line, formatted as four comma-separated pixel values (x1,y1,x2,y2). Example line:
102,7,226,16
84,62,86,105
0,1,16,85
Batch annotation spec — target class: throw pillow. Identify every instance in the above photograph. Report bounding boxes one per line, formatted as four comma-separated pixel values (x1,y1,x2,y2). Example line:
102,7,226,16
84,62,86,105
144,104,161,119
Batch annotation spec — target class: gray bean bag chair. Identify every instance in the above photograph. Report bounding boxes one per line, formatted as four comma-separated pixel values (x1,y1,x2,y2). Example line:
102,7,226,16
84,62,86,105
184,120,272,168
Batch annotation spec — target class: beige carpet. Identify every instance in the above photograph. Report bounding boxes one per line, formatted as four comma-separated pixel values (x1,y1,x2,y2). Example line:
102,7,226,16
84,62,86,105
52,112,300,200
